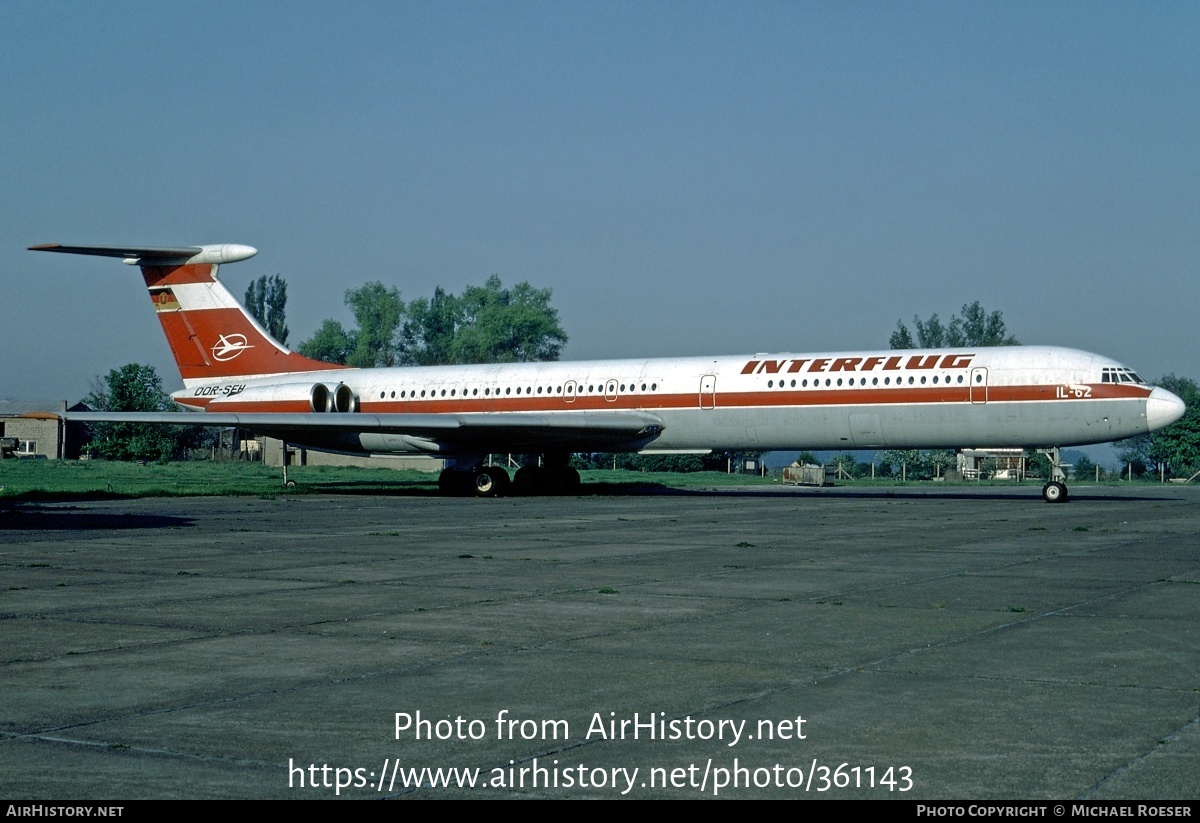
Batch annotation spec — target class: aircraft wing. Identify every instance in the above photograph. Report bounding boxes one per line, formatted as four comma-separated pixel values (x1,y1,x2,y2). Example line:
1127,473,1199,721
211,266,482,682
56,410,666,455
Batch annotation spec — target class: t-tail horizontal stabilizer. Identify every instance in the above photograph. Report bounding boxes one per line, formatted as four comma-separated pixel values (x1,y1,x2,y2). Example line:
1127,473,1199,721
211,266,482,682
29,244,258,266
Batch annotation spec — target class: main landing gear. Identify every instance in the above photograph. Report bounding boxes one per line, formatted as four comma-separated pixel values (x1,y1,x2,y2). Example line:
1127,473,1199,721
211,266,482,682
1038,447,1069,504
438,465,512,497
437,453,581,497
512,464,581,496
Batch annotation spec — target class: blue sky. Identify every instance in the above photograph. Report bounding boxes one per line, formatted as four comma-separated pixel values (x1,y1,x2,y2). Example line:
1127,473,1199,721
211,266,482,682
4,1,1198,421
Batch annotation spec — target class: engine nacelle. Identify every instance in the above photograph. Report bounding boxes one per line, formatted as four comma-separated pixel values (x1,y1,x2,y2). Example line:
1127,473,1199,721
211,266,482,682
206,382,358,413
310,382,359,413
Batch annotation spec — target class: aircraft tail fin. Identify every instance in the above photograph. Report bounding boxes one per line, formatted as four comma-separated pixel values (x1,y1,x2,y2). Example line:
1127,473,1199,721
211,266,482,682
29,244,345,384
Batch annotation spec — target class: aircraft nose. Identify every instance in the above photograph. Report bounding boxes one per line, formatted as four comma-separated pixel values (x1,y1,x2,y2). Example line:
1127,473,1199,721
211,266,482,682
1146,386,1186,432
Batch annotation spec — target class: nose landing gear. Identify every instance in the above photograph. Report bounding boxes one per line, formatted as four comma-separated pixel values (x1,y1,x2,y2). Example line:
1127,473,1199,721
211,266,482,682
1037,447,1070,504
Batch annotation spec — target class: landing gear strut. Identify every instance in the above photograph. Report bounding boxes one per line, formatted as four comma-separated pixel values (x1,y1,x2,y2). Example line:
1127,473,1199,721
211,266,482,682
1038,447,1069,504
281,440,296,488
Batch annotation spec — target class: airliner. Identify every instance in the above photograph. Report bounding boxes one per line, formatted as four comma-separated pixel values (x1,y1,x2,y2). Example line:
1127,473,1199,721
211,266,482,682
29,242,1186,502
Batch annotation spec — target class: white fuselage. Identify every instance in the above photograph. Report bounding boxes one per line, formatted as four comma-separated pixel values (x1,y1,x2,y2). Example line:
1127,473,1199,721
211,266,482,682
179,345,1180,456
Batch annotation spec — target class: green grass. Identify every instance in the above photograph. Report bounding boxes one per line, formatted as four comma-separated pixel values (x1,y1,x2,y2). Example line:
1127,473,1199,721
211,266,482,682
5,459,1178,501
0,460,775,500
0,460,438,499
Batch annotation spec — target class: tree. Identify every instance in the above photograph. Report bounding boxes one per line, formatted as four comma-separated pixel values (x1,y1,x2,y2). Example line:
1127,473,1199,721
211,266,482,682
951,301,1016,348
296,284,405,367
1116,374,1200,478
82,364,198,461
1146,375,1200,477
298,282,404,367
451,276,567,363
299,275,567,368
572,452,707,472
345,281,407,368
403,286,460,366
244,275,289,345
620,453,706,472
829,452,861,478
1117,448,1148,479
297,318,355,364
913,314,949,348
891,301,1019,349
888,322,915,350
405,275,568,365
1072,454,1096,481
879,448,955,480
1024,450,1052,480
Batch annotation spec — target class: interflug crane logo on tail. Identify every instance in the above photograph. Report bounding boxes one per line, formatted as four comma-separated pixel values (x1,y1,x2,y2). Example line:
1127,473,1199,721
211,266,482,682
211,333,253,362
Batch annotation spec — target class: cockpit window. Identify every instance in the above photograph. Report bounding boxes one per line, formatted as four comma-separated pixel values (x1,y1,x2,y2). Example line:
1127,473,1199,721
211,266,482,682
1101,367,1145,384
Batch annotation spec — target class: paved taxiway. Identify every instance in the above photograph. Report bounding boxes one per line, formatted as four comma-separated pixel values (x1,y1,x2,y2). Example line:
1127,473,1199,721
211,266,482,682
2,484,1197,798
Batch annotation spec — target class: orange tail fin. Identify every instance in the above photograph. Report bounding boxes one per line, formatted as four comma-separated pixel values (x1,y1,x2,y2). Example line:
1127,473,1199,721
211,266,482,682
30,243,345,385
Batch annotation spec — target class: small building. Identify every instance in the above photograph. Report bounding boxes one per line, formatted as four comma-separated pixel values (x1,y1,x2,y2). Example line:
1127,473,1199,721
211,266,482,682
0,401,90,460
958,448,1027,480
782,463,828,486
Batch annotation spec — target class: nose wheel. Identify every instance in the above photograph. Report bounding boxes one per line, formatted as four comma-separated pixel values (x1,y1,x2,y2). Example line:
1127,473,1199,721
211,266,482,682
1041,481,1068,503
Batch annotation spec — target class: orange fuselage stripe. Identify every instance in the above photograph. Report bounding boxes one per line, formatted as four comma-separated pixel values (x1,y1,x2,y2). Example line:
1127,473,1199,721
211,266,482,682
192,382,1147,415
